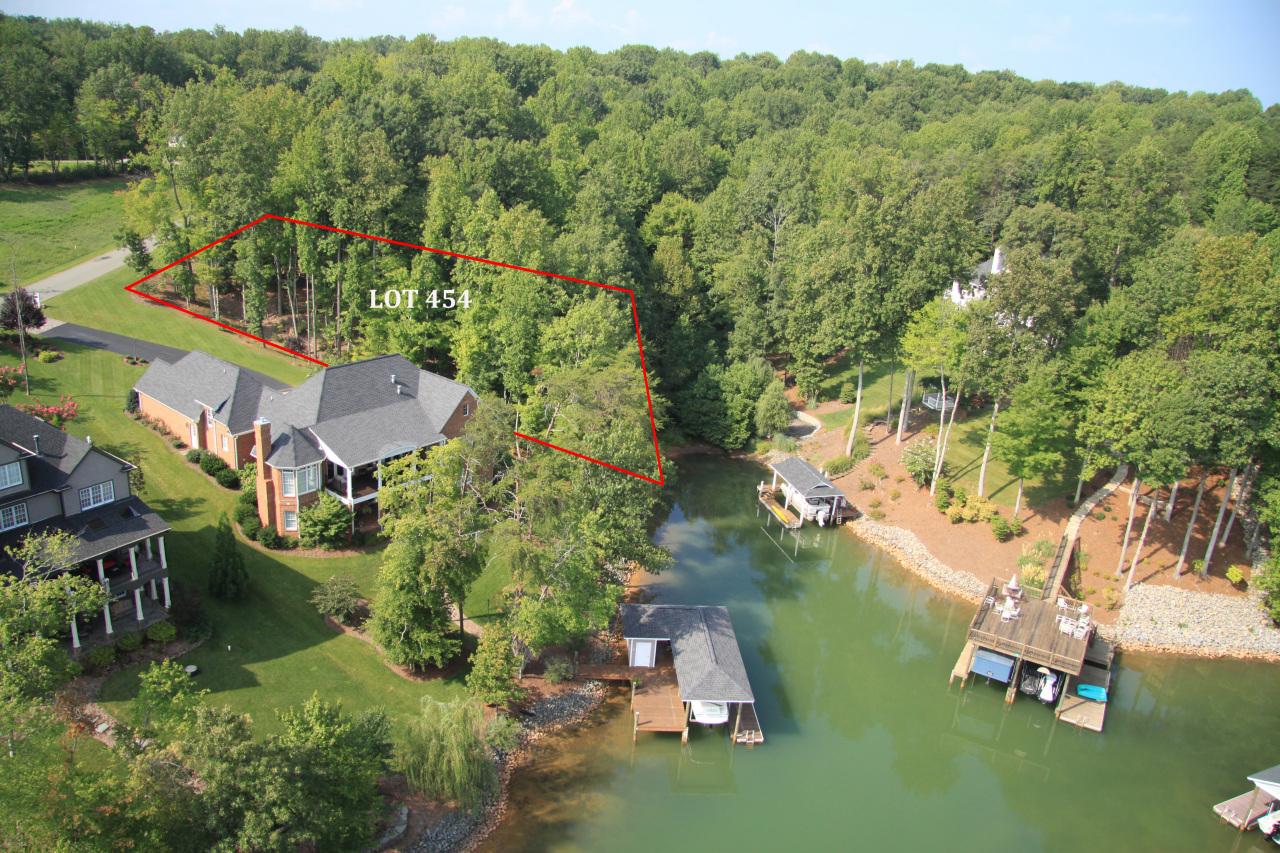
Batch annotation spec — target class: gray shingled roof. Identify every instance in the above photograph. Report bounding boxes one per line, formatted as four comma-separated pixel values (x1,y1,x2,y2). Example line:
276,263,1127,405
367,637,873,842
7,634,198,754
135,351,265,433
0,405,99,495
770,457,841,501
620,604,755,703
137,351,475,470
0,496,171,575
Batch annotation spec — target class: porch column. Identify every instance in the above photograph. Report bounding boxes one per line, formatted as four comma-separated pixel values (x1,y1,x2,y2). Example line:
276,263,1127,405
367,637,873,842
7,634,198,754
771,471,778,490
161,576,172,609
103,603,114,636
377,460,382,490
128,547,139,580
133,586,145,622
96,558,105,584
158,536,168,570
144,538,153,561
101,558,114,635
149,579,158,600
346,465,353,506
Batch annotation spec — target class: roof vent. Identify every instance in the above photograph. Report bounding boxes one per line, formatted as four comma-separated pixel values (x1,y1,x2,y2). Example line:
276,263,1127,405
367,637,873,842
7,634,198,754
391,374,397,385
32,434,40,456
86,436,93,446
396,385,403,395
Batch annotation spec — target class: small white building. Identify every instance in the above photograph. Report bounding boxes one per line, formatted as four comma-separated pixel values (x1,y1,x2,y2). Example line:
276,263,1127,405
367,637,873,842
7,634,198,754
949,246,1005,308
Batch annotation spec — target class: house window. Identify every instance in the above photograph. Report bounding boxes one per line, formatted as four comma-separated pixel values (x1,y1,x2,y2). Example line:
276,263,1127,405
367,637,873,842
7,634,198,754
0,461,21,489
79,480,115,511
222,435,229,452
281,464,319,498
283,510,298,531
463,402,470,417
0,502,27,531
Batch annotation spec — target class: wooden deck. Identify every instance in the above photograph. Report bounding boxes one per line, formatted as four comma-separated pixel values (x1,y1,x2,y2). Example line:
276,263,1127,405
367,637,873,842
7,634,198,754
1084,635,1115,668
1056,665,1111,732
1214,789,1279,829
758,489,801,529
967,581,1089,675
730,702,764,745
951,641,977,684
576,664,643,681
632,666,688,737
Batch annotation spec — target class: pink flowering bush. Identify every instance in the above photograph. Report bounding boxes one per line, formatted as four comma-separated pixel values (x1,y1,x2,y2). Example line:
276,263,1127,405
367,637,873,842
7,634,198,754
0,364,24,399
17,396,79,428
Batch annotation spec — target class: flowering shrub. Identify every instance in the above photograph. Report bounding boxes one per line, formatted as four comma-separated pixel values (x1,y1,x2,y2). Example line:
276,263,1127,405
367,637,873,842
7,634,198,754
0,364,24,399
17,396,79,428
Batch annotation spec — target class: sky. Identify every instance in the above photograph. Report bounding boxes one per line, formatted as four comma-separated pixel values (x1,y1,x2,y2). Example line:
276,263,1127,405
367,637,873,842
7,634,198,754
9,0,1280,106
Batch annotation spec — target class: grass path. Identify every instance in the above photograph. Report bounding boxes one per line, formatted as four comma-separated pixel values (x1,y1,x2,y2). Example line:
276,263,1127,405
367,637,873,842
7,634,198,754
0,178,129,286
5,342,467,736
45,266,316,387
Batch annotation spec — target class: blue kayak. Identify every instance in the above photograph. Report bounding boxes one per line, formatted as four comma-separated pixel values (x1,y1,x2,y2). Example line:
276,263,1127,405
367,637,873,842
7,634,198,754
1077,683,1108,702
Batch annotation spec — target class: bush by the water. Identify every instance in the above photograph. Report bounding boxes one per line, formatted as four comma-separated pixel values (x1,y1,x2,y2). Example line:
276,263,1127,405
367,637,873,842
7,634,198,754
396,697,495,808
543,655,572,685
466,620,526,707
824,455,855,476
772,433,798,453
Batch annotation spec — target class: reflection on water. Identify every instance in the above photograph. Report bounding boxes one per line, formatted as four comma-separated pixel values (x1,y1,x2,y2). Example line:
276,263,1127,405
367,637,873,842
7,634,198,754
478,457,1280,853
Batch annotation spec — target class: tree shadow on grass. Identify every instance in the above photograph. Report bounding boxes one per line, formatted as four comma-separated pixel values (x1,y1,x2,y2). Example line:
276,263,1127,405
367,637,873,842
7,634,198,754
146,494,205,523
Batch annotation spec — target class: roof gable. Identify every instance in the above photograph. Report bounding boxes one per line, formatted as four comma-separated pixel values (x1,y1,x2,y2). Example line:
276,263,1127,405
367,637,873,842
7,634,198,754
136,351,266,432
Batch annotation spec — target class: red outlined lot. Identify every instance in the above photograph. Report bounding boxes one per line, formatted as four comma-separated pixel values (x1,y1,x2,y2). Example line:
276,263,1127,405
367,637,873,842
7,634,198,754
125,214,664,485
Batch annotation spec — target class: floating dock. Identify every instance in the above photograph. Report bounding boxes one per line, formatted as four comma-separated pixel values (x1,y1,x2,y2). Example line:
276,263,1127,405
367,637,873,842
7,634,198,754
730,702,764,745
1214,764,1280,830
1055,663,1111,732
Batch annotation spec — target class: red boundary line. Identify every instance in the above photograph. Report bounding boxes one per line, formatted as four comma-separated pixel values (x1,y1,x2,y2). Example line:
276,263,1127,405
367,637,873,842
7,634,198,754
123,214,664,485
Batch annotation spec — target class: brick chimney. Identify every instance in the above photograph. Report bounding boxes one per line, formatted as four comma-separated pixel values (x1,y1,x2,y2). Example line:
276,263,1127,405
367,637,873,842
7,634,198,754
253,419,274,528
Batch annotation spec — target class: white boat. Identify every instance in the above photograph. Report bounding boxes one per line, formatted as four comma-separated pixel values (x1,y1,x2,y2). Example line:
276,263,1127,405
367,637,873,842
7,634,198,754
690,701,729,725
1259,808,1280,841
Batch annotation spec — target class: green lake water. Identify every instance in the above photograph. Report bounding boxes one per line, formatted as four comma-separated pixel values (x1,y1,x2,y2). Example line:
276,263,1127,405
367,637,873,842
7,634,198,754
478,457,1280,853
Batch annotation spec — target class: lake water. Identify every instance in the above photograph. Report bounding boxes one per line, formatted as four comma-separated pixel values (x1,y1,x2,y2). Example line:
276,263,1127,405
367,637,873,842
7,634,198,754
477,457,1280,853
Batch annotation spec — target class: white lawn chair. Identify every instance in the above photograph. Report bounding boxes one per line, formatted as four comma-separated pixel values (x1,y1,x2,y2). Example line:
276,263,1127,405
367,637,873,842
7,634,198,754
1058,617,1077,635
1073,617,1091,640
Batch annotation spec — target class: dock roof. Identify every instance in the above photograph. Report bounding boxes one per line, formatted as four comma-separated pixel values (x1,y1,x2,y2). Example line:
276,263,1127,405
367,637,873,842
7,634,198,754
770,457,841,501
621,604,755,703
1249,765,1280,798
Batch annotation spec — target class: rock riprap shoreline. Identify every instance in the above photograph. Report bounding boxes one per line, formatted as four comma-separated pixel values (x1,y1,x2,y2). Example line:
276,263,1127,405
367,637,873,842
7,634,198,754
847,516,987,603
1113,584,1280,660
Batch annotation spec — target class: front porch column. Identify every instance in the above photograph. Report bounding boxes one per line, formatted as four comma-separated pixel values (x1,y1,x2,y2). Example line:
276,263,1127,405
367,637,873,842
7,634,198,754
149,579,158,600
158,536,168,570
128,546,139,580
133,587,144,622
103,604,114,636
161,576,171,609
96,558,106,584
346,465,354,505
377,460,382,490
144,538,153,561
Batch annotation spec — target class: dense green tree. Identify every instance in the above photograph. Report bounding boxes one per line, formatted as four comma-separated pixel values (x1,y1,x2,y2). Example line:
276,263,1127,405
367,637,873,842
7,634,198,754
206,513,249,600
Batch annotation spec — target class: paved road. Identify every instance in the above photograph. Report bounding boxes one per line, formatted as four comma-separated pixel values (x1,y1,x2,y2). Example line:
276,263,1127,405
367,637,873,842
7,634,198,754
27,238,156,305
41,321,291,391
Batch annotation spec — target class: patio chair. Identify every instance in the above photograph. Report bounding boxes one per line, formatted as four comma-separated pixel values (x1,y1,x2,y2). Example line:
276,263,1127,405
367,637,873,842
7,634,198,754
1058,617,1077,635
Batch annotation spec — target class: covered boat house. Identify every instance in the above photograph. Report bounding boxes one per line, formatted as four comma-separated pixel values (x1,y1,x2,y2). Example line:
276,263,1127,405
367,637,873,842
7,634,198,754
1214,764,1280,831
759,457,848,528
619,604,763,745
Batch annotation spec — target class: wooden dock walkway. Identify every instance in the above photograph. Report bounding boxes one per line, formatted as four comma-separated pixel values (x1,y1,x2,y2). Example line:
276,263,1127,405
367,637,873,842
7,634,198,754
1214,790,1279,829
1042,465,1129,600
951,641,977,685
576,664,641,681
1056,664,1111,732
730,702,764,745
631,666,688,738
758,489,802,529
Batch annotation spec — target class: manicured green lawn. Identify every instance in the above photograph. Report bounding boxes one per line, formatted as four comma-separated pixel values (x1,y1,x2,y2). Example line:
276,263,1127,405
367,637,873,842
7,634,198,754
938,409,1075,511
4,342,467,737
813,355,939,432
0,178,129,286
45,266,316,387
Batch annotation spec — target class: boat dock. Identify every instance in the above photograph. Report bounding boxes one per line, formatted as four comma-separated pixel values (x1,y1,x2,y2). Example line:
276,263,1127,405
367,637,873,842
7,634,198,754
761,457,849,528
1213,764,1280,830
576,663,691,739
953,579,1115,732
758,488,802,529
730,702,764,745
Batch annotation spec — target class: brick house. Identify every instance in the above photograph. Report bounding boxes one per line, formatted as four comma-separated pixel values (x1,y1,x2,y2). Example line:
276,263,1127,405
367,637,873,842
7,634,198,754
136,351,477,537
0,405,173,655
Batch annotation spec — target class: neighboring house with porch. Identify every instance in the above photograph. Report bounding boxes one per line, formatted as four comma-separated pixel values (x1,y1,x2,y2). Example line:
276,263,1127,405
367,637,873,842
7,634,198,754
0,405,173,656
949,246,1005,308
135,351,477,537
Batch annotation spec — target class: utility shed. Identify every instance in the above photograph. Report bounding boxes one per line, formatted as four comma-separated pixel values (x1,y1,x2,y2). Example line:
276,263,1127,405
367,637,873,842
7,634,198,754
620,604,762,744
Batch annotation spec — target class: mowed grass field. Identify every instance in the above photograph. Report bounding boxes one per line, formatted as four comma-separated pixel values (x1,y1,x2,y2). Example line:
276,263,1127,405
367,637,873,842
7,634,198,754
4,341,471,736
45,266,317,387
813,355,940,432
0,178,129,286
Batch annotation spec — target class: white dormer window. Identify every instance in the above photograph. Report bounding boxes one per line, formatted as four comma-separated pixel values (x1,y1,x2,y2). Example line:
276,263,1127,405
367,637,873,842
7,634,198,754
0,461,22,489
79,481,115,511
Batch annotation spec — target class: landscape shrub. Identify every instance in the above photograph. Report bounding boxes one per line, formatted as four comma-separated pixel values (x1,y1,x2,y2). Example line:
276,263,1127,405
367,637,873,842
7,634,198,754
868,498,882,509
543,656,572,685
1095,511,1107,521
240,515,262,541
849,434,871,462
37,350,59,363
117,631,143,653
1008,516,1024,537
889,488,900,501
934,490,952,512
1021,563,1048,590
1226,566,1246,587
88,645,115,669
869,462,887,481
920,421,940,437
484,714,521,754
198,454,229,476
214,467,241,489
946,504,966,524
232,502,258,526
1101,589,1121,610
258,525,283,549
185,448,204,464
824,455,854,476
170,437,185,448
238,462,257,492
124,389,139,413
310,575,362,625
858,477,874,491
868,507,886,521
299,493,351,550
838,381,857,404
990,514,1012,542
396,697,495,808
147,621,177,645
1254,556,1280,622
772,433,797,453
952,486,967,506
